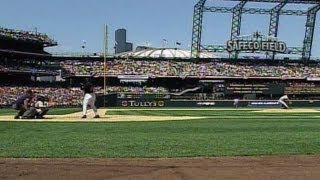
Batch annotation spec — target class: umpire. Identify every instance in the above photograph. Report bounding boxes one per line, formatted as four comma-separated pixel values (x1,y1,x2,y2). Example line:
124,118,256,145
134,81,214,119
12,89,33,119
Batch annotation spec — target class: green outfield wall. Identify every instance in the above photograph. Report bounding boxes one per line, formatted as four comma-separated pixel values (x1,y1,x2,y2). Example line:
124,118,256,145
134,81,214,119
98,95,320,108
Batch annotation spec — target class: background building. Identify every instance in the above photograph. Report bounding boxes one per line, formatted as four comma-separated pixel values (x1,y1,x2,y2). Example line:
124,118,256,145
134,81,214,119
115,29,133,54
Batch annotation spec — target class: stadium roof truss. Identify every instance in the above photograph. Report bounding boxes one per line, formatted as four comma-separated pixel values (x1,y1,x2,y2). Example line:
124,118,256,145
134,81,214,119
191,0,320,60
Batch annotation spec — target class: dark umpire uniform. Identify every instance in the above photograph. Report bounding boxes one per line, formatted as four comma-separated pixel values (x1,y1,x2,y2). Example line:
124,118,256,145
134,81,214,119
13,89,33,119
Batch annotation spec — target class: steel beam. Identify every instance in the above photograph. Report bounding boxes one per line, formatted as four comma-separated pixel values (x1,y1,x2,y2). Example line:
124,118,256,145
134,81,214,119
201,45,303,55
267,1,287,59
224,0,319,4
231,1,247,40
203,6,307,16
269,1,288,37
230,1,248,59
302,4,320,61
191,0,207,58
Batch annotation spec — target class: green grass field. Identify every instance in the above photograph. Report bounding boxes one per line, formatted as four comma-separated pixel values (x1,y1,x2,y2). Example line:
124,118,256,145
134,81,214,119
0,109,320,158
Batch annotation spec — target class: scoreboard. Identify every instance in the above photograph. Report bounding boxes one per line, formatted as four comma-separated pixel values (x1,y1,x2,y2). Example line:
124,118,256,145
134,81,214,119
225,83,285,95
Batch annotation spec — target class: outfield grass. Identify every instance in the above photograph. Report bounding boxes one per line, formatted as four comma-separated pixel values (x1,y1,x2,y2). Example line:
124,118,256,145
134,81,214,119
0,109,320,158
106,109,320,118
0,109,17,116
0,108,82,116
46,108,82,115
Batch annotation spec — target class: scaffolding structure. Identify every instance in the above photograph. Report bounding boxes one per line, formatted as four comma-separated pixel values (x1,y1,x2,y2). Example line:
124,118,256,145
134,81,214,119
191,0,320,60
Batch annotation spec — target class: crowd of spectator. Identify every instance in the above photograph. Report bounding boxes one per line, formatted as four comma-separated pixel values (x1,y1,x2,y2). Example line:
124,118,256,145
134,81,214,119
62,60,179,77
61,60,320,78
0,27,57,45
285,82,320,94
105,86,168,94
0,85,168,107
0,86,83,107
1,59,319,79
0,62,59,75
1,82,320,107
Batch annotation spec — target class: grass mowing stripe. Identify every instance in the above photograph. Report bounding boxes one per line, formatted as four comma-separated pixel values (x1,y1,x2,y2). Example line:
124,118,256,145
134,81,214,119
1,126,319,157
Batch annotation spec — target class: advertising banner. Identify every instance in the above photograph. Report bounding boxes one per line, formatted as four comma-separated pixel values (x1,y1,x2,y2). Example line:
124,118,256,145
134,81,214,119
248,101,281,107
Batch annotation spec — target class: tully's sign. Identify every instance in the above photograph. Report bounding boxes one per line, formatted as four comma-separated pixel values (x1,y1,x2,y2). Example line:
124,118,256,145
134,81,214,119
121,100,165,107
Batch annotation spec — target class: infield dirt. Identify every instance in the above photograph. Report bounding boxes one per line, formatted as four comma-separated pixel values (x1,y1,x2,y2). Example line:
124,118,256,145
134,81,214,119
1,108,318,122
0,109,205,122
2,155,320,180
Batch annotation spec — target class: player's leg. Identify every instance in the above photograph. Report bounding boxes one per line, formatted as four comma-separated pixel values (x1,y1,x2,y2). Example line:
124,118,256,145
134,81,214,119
283,101,289,109
12,104,19,119
278,100,289,109
16,105,27,119
82,93,91,118
22,107,37,119
39,108,49,118
88,94,99,118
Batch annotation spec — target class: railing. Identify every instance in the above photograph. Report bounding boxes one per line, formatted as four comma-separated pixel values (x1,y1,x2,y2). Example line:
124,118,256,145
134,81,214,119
49,52,114,57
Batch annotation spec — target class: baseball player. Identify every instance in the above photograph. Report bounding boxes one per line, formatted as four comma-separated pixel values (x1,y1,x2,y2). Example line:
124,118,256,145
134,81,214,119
81,78,100,118
20,95,50,119
34,95,50,119
278,95,290,109
12,89,33,119
233,98,240,108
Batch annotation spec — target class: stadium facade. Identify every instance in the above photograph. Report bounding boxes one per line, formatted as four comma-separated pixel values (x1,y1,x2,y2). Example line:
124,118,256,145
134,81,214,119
0,28,320,108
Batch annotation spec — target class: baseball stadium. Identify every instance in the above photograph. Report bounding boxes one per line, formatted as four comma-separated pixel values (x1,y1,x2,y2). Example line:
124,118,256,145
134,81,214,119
1,0,320,179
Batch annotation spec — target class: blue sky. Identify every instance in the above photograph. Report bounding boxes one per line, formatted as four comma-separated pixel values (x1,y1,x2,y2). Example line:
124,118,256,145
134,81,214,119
1,0,319,57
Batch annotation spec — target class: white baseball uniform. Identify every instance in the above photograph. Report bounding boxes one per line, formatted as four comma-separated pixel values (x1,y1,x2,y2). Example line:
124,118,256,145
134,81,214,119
278,95,289,109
